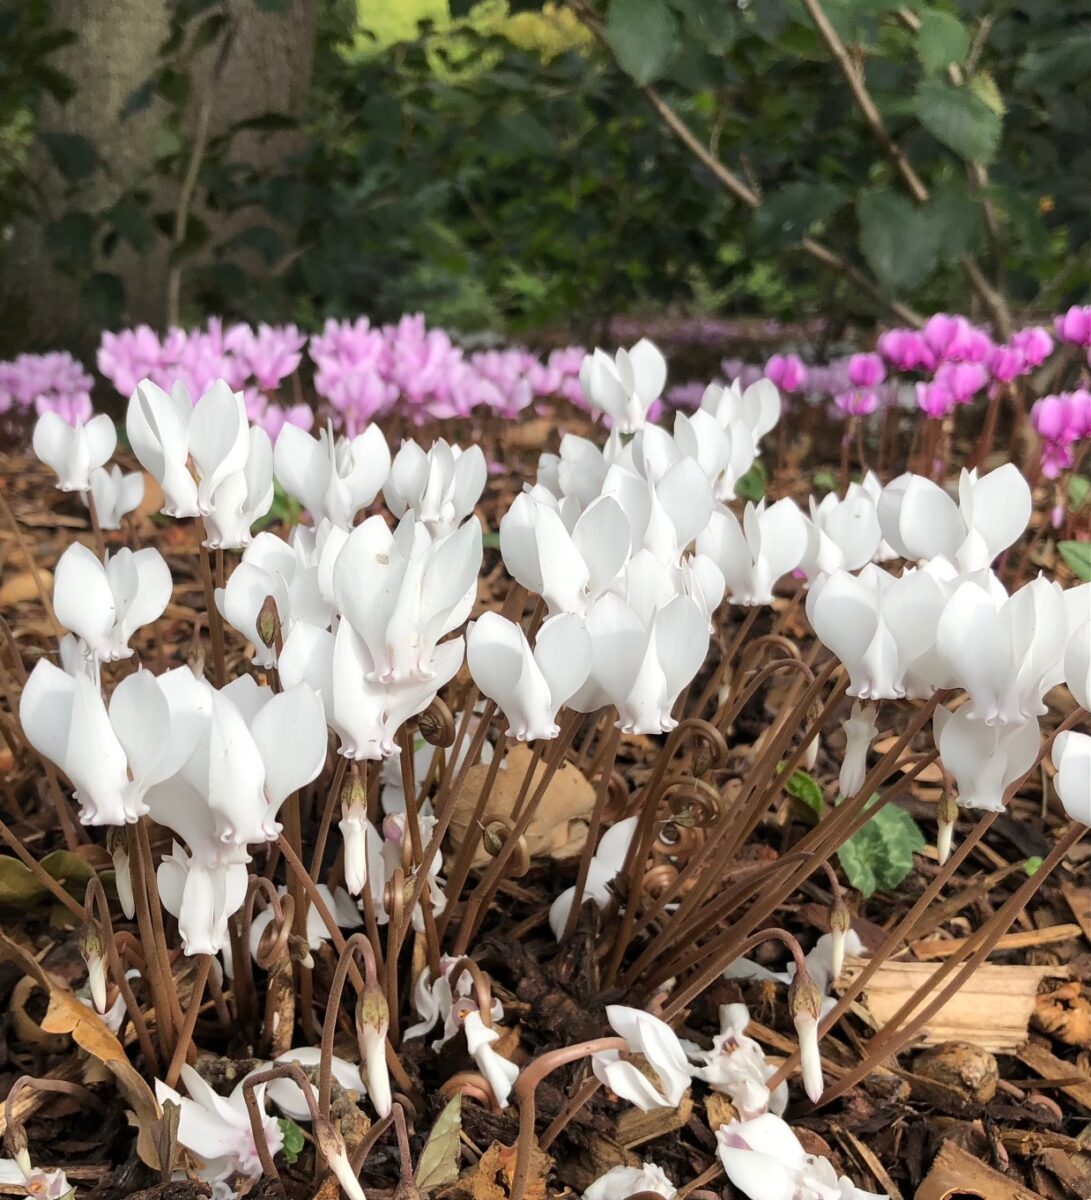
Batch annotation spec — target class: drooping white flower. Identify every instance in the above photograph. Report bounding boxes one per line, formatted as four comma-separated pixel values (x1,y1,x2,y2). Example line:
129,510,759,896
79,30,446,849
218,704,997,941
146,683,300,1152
877,465,1030,571
157,844,250,956
698,500,808,606
500,492,630,617
0,1157,72,1199
264,1047,366,1121
933,707,1040,812
690,1003,788,1120
385,438,487,536
1052,732,1090,825
273,422,390,529
33,410,116,493
332,514,481,684
724,932,863,1021
549,817,637,940
717,1113,888,1200
801,490,882,580
236,884,361,970
155,1065,283,1187
18,662,201,826
53,543,171,663
583,1162,676,1200
462,1008,519,1108
199,423,274,549
936,576,1067,724
85,464,144,529
839,701,878,798
1063,588,1090,710
467,612,591,740
378,811,448,932
591,1005,692,1111
569,591,709,735
404,956,504,1048
580,339,667,433
850,472,899,562
806,564,946,700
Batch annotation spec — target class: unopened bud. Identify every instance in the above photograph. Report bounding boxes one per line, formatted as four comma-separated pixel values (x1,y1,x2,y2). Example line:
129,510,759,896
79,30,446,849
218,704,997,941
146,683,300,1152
828,898,851,981
288,934,314,970
256,594,280,650
357,986,392,1117
8,1123,31,1175
106,827,135,920
339,769,371,897
801,735,819,772
80,922,108,1014
936,793,959,866
186,626,206,678
481,823,504,857
314,1116,365,1200
789,970,824,1103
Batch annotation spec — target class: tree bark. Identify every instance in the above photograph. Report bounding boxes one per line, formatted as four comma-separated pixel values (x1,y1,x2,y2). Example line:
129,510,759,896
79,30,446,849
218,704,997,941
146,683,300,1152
0,0,318,360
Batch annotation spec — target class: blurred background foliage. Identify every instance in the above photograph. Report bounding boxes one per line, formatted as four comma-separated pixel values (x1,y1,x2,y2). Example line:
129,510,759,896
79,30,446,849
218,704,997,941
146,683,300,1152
0,0,1087,356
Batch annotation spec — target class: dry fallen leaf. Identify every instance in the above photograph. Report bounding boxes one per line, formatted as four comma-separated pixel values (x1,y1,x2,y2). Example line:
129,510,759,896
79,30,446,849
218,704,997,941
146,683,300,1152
0,567,52,605
1033,980,1091,1047
448,745,595,867
458,1140,550,1200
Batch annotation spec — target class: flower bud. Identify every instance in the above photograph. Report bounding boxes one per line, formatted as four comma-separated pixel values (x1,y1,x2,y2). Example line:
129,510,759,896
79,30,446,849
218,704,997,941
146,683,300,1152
801,735,819,772
8,1122,31,1175
789,969,824,1103
828,898,851,981
936,792,959,865
80,921,108,1014
357,986,392,1118
289,933,314,971
314,1115,365,1200
106,826,135,920
256,594,280,650
338,768,370,897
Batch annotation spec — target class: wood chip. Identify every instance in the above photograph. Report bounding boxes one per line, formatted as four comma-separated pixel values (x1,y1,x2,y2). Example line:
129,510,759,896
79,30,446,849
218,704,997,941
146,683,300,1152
1015,1042,1091,1112
840,957,1069,1053
910,924,1083,959
616,1095,693,1149
915,1140,1044,1199
1060,881,1091,941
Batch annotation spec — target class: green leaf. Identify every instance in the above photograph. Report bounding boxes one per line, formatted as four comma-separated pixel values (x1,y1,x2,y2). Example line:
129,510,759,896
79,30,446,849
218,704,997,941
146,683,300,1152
482,531,501,549
914,79,1002,163
1067,476,1090,510
40,850,95,893
857,189,940,293
838,801,926,898
916,9,969,75
814,470,837,493
40,132,98,181
754,182,848,249
47,211,96,273
105,199,156,253
0,857,47,909
81,273,126,326
927,181,982,262
416,1093,461,1193
606,0,678,85
1023,855,1043,877
735,460,766,503
784,767,824,817
1059,541,1091,582
276,1118,305,1164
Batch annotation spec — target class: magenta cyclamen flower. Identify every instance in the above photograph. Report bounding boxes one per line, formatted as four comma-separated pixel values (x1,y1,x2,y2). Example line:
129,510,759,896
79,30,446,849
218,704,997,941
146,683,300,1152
1055,305,1091,348
877,329,935,373
764,353,807,393
1010,326,1054,367
834,388,880,417
987,344,1026,384
847,353,885,389
934,361,988,405
922,313,992,363
1032,390,1091,478
915,379,956,419
0,351,94,419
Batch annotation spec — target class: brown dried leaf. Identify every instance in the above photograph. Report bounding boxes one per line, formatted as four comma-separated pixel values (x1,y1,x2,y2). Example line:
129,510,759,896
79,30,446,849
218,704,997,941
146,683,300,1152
0,568,52,606
448,745,595,867
1033,981,1091,1047
458,1141,550,1200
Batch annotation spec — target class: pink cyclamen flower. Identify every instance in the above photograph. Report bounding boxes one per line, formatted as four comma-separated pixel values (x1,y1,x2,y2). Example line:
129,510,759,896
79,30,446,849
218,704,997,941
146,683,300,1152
834,388,880,417
1010,326,1054,367
1055,305,1091,348
923,313,992,363
764,353,807,393
847,353,885,389
933,361,988,405
915,379,956,419
876,328,934,373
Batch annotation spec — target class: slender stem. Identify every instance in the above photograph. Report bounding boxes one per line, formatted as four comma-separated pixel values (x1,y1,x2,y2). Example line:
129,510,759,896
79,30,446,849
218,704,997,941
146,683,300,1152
197,535,226,688
309,754,348,878
0,817,84,919
164,955,211,1087
562,720,621,940
127,824,177,1058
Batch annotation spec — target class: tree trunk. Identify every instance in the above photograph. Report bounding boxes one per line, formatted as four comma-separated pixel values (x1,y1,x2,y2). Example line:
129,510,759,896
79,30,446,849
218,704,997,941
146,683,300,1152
0,0,318,361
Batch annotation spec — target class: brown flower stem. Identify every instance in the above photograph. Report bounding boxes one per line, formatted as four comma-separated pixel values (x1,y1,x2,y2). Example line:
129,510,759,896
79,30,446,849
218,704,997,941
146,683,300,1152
690,607,759,719
0,816,84,919
196,530,226,688
765,809,998,1091
243,1062,323,1192
319,933,382,1115
510,1037,628,1200
83,877,160,1073
164,954,211,1087
85,488,106,559
397,724,442,982
308,753,348,878
127,822,179,1058
276,834,416,1098
538,1074,601,1150
818,823,1084,1105
562,719,621,940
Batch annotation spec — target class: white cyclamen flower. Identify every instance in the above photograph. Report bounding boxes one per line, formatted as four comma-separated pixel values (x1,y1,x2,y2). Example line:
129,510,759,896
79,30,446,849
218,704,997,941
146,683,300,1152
602,457,713,568
462,1009,519,1108
85,464,144,529
1052,732,1090,825
53,543,171,663
839,700,878,798
672,409,756,504
691,1003,788,1120
877,465,1030,572
701,377,781,449
273,422,390,529
1063,586,1090,710
806,564,946,700
549,816,637,940
936,576,1067,724
19,663,201,826
933,707,1040,813
801,490,882,580
265,1047,366,1121
592,1005,692,1111
500,491,630,617
717,1113,888,1200
404,956,504,1048
155,1065,283,1187
467,612,591,740
385,438,487,536
583,1163,676,1200
698,500,808,606
0,1158,72,1199
33,410,116,493
580,339,667,433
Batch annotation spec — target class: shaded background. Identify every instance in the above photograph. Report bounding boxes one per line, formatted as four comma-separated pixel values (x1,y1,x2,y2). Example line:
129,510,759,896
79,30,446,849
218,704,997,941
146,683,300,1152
2,0,1088,364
